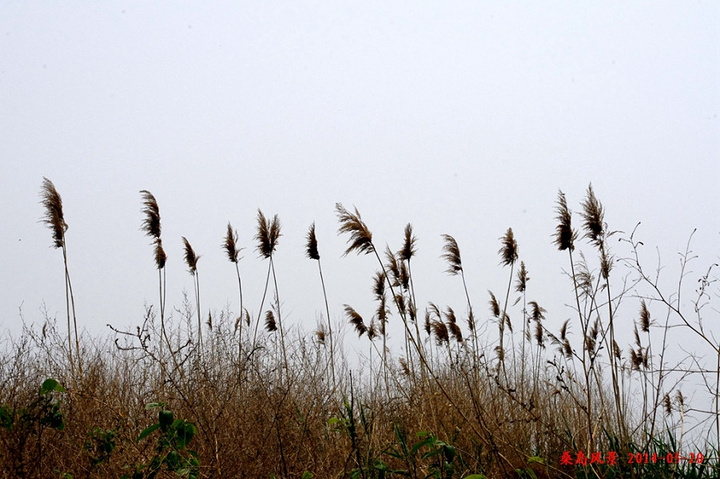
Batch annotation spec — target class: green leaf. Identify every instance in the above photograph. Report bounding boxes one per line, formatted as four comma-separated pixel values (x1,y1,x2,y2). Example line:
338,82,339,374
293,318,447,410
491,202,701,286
145,402,165,410
175,420,197,449
301,472,314,479
137,423,160,441
158,409,174,430
410,436,434,455
40,378,65,395
465,475,487,479
443,444,456,462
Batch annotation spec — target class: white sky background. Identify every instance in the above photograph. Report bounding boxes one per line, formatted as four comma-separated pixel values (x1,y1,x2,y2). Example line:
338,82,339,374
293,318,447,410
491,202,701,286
1,1,719,390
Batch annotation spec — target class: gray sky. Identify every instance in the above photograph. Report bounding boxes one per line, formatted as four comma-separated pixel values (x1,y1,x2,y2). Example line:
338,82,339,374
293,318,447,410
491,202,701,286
1,2,718,364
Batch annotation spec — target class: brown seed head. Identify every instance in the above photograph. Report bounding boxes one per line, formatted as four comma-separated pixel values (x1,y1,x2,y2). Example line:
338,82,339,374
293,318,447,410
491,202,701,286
399,223,417,261
499,227,518,267
580,184,605,246
336,203,373,256
441,234,463,275
344,304,366,337
41,178,67,249
488,291,500,318
255,210,281,259
182,236,200,275
639,299,651,332
305,222,320,260
154,240,167,270
515,261,529,293
139,190,161,240
431,320,449,345
264,310,277,332
224,223,241,263
553,190,576,251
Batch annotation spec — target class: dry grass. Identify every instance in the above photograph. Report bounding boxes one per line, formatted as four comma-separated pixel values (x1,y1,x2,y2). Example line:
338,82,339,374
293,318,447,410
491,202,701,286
1,181,719,478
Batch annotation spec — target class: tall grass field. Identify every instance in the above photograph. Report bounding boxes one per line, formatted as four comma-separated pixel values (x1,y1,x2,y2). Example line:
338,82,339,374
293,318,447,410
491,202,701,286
1,179,718,478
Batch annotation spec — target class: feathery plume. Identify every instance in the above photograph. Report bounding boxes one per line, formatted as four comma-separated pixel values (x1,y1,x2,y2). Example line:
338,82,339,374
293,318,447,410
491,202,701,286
580,184,605,246
139,190,161,240
224,223,241,263
639,300,651,333
153,241,167,270
40,178,67,248
255,210,281,258
440,234,463,275
431,320,449,345
399,223,417,261
560,319,570,341
529,301,546,323
385,247,402,287
515,261,529,293
305,222,320,260
553,190,576,251
499,227,518,267
344,305,367,337
336,203,374,256
373,271,386,300
140,190,166,269
367,320,378,341
534,320,544,347
264,310,277,332
182,237,199,275
315,324,326,345
488,291,501,318
445,307,463,343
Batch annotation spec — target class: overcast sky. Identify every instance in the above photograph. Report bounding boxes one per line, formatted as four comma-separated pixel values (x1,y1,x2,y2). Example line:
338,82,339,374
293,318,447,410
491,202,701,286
1,2,718,365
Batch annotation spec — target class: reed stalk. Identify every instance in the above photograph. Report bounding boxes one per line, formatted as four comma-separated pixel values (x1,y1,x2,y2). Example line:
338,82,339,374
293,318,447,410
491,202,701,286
305,222,336,392
40,178,80,375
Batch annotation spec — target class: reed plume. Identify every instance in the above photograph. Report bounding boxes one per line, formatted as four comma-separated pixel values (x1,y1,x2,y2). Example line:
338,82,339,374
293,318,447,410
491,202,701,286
41,178,79,373
305,222,320,260
399,223,417,262
553,190,577,252
224,223,241,263
335,203,374,256
255,210,281,259
580,184,605,247
139,190,171,367
441,233,479,373
306,222,335,390
182,237,200,275
253,210,287,375
496,227,518,383
41,177,67,248
445,307,463,344
264,311,277,332
224,223,246,360
345,305,367,337
182,236,202,350
440,234,462,275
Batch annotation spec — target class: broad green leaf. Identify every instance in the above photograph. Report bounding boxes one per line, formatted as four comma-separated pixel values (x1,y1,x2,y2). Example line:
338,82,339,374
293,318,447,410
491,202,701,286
159,409,174,429
41,378,65,394
137,423,160,441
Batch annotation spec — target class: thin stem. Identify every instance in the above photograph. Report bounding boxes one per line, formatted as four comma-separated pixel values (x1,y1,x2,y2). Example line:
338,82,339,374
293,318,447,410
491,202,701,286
270,256,288,377
316,259,336,391
234,261,244,361
251,259,273,356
